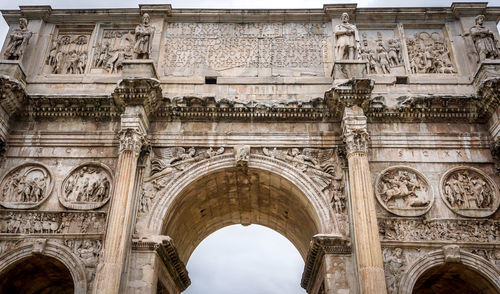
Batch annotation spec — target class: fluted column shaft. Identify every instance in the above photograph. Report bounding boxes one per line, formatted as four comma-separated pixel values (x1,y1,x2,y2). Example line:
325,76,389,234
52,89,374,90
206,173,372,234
94,107,148,294
343,106,387,294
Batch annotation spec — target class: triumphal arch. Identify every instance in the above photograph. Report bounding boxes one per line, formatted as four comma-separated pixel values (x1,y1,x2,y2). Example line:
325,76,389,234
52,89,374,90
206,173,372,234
0,2,499,293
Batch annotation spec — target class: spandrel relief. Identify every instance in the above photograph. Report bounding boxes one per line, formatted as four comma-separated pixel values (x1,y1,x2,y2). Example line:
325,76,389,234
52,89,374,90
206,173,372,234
440,167,499,217
59,163,113,210
406,29,457,74
92,29,135,73
359,30,405,75
0,163,53,209
162,22,328,77
45,30,91,74
375,166,433,217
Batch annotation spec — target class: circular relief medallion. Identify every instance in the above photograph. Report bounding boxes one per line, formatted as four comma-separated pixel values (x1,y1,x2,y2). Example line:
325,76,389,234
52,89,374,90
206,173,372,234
0,163,54,209
375,166,433,217
440,167,499,218
59,162,113,210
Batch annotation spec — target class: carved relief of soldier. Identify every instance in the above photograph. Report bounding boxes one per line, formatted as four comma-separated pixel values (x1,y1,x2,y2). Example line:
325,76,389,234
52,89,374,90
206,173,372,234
3,18,32,60
63,165,111,204
0,165,50,207
134,13,155,59
93,30,135,73
46,34,89,74
377,169,430,209
360,32,402,74
334,13,360,60
443,170,494,209
407,31,456,74
470,15,499,62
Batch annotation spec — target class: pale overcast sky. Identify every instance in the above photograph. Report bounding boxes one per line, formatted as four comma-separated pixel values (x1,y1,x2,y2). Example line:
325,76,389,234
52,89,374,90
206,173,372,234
1,1,500,293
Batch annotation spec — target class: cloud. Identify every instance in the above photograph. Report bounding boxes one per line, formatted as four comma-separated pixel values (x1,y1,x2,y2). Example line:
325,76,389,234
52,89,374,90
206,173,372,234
184,224,306,294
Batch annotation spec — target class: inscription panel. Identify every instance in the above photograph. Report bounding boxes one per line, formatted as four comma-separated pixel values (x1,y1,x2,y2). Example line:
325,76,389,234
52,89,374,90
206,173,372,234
162,22,329,77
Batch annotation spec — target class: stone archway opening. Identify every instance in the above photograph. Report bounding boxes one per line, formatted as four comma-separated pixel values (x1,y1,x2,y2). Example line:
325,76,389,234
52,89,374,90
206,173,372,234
162,167,322,264
0,254,75,294
412,263,497,294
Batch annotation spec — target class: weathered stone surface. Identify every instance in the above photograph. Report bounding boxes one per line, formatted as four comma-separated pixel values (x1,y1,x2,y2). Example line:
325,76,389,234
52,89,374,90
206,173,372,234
0,3,499,294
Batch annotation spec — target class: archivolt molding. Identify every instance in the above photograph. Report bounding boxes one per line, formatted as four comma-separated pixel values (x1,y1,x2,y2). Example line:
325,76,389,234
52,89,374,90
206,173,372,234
0,239,88,294
139,150,337,236
398,247,500,294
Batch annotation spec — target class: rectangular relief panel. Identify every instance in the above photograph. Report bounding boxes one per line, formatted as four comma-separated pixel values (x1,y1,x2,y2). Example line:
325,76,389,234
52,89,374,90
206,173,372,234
358,27,406,76
43,25,94,75
161,22,330,77
404,26,458,75
90,27,136,74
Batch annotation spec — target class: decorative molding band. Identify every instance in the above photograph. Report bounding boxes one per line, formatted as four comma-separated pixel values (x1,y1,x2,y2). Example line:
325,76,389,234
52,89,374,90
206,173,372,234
155,96,330,121
300,234,351,292
27,95,119,119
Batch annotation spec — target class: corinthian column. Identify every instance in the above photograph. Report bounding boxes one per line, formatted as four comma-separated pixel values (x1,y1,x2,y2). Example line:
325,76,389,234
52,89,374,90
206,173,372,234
94,107,148,294
94,61,161,294
342,105,387,294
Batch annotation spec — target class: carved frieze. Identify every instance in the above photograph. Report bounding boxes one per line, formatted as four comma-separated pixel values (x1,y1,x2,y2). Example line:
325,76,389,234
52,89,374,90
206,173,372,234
93,29,134,73
406,30,456,74
46,29,91,74
163,22,327,76
359,30,404,75
0,211,106,234
59,163,113,210
0,163,53,209
440,167,499,217
379,217,499,243
375,166,433,216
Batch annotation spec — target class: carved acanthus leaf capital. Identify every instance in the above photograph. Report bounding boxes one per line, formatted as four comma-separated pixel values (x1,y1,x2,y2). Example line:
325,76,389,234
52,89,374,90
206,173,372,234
119,128,147,155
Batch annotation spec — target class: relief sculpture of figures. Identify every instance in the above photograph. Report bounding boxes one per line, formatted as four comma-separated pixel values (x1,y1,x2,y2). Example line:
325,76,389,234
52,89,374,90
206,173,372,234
46,33,89,74
134,13,155,59
0,163,53,209
375,167,433,216
59,163,113,210
334,13,360,60
441,167,499,217
470,15,499,62
407,31,456,74
3,18,32,60
93,30,135,73
359,32,403,75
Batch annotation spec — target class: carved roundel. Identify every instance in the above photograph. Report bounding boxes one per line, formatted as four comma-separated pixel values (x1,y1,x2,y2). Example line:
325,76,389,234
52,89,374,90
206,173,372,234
375,166,434,217
59,162,113,210
0,162,54,209
440,167,499,218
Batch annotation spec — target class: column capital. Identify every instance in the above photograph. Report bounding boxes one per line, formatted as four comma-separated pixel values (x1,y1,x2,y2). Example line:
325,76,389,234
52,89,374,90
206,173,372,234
0,61,27,143
342,105,369,156
118,128,147,155
324,78,374,118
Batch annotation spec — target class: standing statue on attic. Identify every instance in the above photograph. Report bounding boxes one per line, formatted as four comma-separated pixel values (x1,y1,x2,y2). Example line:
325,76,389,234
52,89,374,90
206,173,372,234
134,13,155,59
3,18,32,60
334,13,360,60
470,14,499,62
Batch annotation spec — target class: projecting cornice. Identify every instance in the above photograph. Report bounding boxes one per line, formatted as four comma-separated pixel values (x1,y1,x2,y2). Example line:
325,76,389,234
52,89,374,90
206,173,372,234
301,234,351,293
